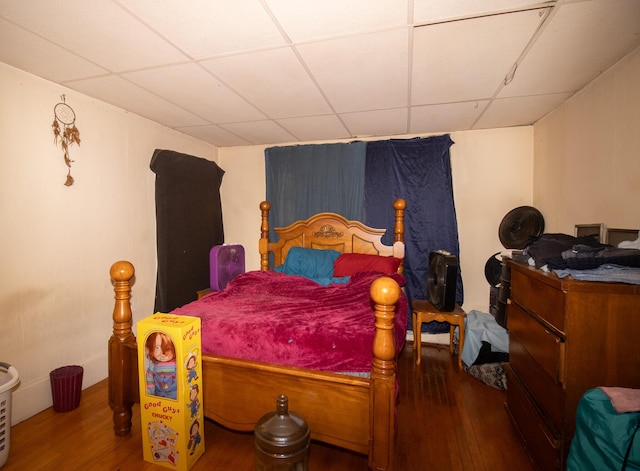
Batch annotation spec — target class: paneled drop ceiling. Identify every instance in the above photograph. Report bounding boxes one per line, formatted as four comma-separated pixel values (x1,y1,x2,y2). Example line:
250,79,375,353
1,0,639,147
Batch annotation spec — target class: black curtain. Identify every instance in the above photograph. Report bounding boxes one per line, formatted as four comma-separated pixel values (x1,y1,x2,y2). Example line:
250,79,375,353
151,149,225,312
364,135,463,334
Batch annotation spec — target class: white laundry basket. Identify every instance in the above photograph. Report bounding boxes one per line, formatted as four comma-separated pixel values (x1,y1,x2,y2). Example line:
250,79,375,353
0,363,20,468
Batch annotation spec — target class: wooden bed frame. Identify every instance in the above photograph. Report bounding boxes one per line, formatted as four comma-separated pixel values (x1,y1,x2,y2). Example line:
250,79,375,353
108,198,406,471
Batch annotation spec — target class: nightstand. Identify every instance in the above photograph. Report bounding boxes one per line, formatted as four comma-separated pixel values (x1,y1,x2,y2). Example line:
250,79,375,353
412,299,466,368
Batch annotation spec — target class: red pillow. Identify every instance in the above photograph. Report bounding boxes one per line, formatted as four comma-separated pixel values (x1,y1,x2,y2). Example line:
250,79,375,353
333,253,402,277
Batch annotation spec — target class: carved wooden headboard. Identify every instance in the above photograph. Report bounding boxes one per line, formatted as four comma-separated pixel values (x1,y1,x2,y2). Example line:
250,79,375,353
259,199,406,270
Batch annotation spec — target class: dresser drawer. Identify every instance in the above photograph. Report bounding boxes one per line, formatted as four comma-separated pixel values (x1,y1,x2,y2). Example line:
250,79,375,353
510,267,566,332
509,327,564,433
508,302,564,384
506,366,561,471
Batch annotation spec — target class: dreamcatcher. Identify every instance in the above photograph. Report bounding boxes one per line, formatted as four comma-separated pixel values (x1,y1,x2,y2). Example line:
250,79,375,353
51,95,81,186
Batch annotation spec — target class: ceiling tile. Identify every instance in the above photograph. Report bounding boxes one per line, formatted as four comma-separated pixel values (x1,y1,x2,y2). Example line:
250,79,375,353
119,0,287,59
122,63,266,124
200,47,332,119
340,108,409,137
297,28,409,113
412,9,544,105
475,92,574,129
0,0,188,72
265,0,408,42
175,125,252,148
499,0,640,97
410,101,490,134
277,115,350,142
219,121,298,146
413,0,546,23
0,18,107,83
67,75,207,128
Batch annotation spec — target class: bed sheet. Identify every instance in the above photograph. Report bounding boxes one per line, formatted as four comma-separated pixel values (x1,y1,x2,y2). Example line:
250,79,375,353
172,270,408,373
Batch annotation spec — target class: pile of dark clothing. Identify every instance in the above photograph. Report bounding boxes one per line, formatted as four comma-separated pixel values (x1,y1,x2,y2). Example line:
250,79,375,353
523,233,640,285
525,233,640,270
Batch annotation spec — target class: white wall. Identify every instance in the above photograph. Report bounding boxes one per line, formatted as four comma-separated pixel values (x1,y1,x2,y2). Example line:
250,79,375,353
219,127,534,317
533,46,640,233
0,62,217,424
452,128,533,311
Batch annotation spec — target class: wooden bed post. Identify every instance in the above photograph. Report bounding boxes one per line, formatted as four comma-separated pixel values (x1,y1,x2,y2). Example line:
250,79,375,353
369,276,400,471
108,260,138,435
259,201,271,271
392,199,406,273
392,199,405,245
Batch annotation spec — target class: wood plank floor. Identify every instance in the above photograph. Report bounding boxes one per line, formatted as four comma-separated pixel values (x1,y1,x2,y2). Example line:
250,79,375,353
3,343,535,470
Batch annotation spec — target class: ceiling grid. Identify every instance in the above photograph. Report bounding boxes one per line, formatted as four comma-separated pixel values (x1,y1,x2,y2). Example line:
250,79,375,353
0,0,638,147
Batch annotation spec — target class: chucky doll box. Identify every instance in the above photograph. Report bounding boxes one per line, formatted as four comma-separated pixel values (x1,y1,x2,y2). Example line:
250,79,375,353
137,313,204,470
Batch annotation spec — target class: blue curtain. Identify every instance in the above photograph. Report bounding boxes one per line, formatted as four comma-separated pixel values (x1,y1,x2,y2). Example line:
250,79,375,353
265,135,462,334
364,135,462,334
265,142,366,246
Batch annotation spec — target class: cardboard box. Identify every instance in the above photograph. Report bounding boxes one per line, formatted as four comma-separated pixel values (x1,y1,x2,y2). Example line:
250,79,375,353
137,313,204,470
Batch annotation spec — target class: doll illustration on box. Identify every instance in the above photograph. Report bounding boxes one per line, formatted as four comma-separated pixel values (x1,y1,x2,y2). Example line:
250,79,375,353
185,351,199,383
188,383,200,419
188,419,201,456
145,331,177,399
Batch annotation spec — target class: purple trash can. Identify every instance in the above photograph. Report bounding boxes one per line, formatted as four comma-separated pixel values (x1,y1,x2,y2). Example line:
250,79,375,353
50,365,83,412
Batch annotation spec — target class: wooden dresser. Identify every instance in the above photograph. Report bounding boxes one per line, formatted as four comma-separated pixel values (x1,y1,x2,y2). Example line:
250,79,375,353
505,260,640,470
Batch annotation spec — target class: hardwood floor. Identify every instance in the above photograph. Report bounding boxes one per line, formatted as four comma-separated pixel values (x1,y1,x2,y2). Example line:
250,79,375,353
3,343,535,470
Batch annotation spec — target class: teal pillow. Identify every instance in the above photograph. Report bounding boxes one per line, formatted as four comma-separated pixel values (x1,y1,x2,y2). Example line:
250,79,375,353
275,247,341,280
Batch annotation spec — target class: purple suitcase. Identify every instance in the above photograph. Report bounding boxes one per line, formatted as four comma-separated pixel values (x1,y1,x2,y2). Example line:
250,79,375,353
209,244,245,291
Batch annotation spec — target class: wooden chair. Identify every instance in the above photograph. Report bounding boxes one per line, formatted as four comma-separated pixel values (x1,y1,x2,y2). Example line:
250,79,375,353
412,299,466,368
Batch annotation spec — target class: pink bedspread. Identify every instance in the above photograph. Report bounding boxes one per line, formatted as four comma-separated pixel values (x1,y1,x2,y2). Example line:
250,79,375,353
172,270,408,373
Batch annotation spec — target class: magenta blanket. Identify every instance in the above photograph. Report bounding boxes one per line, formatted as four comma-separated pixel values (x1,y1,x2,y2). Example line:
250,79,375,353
172,270,408,373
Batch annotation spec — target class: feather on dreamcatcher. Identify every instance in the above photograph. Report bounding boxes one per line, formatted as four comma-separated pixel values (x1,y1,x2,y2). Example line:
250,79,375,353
51,95,81,186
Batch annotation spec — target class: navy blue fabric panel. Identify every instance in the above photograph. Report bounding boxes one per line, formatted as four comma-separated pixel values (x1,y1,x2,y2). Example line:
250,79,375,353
364,135,462,334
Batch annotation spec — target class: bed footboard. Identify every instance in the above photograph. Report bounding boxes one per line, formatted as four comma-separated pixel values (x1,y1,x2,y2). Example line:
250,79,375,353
198,276,400,471
108,261,139,435
107,263,400,470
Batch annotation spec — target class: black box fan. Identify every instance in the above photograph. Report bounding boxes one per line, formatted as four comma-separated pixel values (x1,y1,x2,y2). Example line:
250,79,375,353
427,250,458,312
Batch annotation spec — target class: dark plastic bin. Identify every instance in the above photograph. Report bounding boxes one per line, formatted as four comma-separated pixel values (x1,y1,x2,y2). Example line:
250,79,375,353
50,365,83,412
